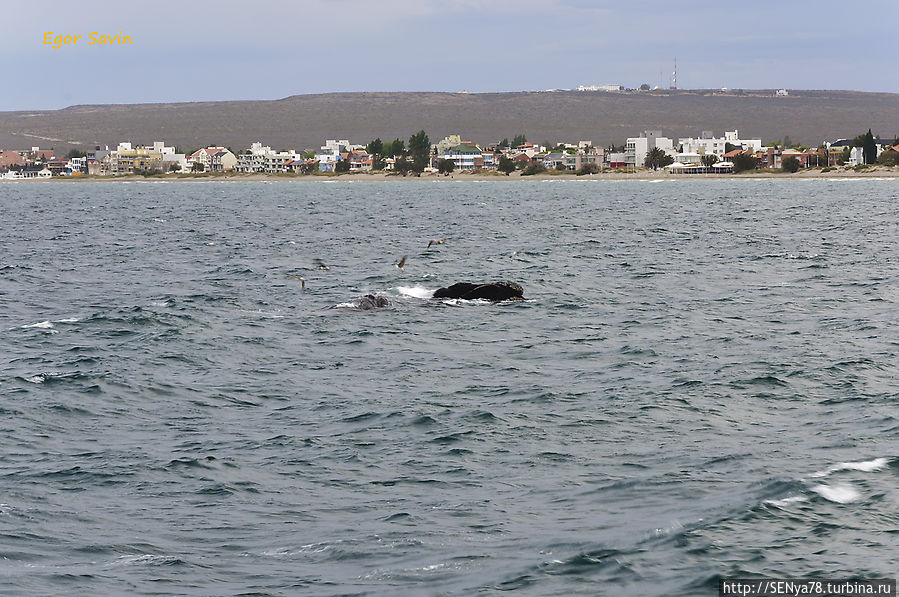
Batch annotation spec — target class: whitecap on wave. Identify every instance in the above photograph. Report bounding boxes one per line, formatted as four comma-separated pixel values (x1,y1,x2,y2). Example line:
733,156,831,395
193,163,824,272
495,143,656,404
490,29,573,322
763,495,809,507
810,457,889,478
22,320,53,329
397,285,434,299
810,483,861,504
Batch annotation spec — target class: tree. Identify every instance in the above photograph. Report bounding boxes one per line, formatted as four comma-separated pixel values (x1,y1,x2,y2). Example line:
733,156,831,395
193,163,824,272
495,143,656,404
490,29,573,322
725,142,739,154
408,130,430,173
384,138,405,158
498,156,516,175
576,162,599,175
66,148,86,159
366,138,383,157
521,162,547,176
394,156,413,176
782,156,800,173
876,149,899,166
639,83,650,91
782,135,792,148
512,134,528,148
335,159,350,173
863,129,877,165
499,138,510,149
732,152,758,172
437,158,455,175
191,161,205,172
838,146,851,165
701,154,719,169
644,147,673,170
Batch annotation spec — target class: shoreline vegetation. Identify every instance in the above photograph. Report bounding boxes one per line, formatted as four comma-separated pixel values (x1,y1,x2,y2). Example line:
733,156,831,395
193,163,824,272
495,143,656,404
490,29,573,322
3,165,898,183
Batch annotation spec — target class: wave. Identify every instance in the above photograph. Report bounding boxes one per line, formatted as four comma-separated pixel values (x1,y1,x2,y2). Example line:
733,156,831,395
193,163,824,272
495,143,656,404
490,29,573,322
810,483,861,504
810,457,890,478
396,285,434,299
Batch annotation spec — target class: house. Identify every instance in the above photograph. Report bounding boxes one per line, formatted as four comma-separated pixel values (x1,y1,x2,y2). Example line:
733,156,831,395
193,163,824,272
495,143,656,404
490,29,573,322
512,142,539,158
316,153,339,172
67,156,87,173
187,147,236,172
443,144,483,170
780,149,809,168
724,130,762,152
46,159,70,175
434,135,462,156
607,152,626,168
347,151,372,171
209,150,237,172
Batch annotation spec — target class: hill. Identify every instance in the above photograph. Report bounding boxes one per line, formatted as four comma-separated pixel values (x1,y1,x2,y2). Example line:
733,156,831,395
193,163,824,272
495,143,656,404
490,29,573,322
0,89,897,153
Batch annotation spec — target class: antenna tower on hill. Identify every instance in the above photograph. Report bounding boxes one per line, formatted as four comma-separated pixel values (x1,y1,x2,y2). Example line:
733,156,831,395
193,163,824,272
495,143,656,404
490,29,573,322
670,57,678,90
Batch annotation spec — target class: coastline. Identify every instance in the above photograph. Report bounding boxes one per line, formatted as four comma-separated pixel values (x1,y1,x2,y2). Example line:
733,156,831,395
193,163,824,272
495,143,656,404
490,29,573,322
3,166,898,183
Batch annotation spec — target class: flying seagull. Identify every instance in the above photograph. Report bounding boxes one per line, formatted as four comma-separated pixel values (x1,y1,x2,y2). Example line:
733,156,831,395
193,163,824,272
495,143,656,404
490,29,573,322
427,238,447,248
313,258,331,271
286,274,306,290
396,255,407,271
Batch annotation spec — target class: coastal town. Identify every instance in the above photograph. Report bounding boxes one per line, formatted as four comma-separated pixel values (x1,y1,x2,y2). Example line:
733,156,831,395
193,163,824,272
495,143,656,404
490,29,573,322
1,128,897,180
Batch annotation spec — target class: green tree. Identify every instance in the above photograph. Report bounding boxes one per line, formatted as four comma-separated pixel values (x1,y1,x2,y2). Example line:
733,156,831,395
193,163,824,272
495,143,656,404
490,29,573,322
521,162,547,176
644,147,672,170
782,156,800,173
499,138,510,149
191,161,205,172
732,152,758,172
512,134,528,147
498,156,516,175
437,158,455,175
576,162,599,175
66,148,86,159
335,159,350,173
863,129,877,165
394,156,413,176
876,150,899,166
639,83,650,91
384,138,405,158
725,142,739,154
701,154,719,169
366,138,383,157
408,130,430,173
838,146,851,165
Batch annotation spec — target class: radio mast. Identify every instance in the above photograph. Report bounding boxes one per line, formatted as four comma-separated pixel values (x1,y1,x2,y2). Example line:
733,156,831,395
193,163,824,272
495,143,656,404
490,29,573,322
670,57,678,90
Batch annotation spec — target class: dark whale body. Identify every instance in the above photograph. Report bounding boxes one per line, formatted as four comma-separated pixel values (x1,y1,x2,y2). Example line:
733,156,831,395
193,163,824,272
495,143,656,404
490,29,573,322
354,294,390,310
433,282,524,302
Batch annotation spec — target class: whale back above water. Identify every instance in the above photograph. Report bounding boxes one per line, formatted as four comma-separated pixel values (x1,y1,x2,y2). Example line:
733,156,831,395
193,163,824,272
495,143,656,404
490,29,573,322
433,282,524,302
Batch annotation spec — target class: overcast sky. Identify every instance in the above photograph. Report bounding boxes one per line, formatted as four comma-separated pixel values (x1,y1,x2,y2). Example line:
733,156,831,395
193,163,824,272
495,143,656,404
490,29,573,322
4,0,897,111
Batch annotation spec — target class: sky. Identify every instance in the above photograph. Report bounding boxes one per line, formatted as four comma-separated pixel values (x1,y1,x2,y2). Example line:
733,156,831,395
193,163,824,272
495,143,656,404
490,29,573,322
4,0,898,111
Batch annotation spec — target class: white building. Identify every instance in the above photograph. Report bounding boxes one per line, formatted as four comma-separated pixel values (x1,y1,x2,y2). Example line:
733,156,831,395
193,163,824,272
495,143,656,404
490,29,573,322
578,84,623,92
236,142,300,173
320,139,362,154
724,130,762,152
625,130,674,168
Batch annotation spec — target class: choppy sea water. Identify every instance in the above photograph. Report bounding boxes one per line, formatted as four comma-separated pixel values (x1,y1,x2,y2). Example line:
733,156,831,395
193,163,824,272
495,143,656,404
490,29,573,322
1,179,897,596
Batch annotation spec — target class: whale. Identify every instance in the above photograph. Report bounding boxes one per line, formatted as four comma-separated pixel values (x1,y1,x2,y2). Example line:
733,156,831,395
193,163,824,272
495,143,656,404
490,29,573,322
433,282,524,302
353,294,390,310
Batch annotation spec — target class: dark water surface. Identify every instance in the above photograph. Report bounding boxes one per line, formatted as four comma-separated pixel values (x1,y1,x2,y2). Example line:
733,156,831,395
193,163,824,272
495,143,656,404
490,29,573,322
1,179,897,596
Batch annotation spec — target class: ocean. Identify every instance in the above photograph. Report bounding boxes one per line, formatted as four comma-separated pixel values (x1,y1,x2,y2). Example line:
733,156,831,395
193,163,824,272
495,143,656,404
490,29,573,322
1,179,896,596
